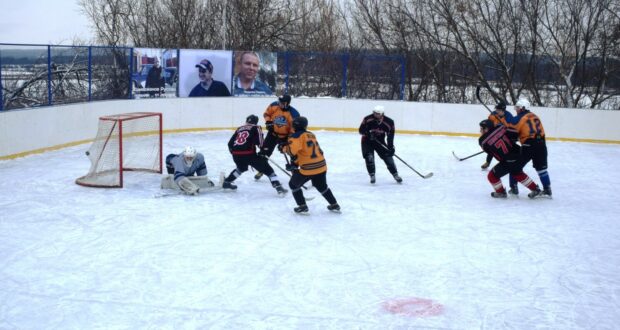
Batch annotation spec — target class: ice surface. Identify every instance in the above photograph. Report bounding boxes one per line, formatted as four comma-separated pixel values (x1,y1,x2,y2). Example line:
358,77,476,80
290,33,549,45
1,130,619,329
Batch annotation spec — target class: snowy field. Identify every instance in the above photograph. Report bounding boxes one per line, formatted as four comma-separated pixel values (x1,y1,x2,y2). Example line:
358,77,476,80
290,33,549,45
1,130,620,329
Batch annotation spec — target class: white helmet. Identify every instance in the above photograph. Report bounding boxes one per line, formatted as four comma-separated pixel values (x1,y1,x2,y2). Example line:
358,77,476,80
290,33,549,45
183,146,197,166
373,105,385,115
516,98,530,110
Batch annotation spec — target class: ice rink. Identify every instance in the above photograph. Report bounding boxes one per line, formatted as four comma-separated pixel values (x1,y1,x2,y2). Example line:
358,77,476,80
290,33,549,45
1,130,620,329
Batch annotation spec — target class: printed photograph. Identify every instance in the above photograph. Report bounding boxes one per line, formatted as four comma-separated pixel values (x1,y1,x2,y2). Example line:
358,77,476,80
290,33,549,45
179,49,233,98
132,48,178,99
232,51,277,96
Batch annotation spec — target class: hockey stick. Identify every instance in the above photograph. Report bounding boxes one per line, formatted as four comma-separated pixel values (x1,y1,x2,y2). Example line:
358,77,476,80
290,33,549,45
475,85,493,113
452,150,485,161
375,140,433,179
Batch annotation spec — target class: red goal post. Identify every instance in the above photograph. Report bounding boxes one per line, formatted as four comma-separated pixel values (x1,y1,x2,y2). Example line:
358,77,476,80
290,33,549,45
76,112,163,188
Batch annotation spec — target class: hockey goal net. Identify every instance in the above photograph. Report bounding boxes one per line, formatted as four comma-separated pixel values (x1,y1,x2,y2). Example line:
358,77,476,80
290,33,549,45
76,112,162,188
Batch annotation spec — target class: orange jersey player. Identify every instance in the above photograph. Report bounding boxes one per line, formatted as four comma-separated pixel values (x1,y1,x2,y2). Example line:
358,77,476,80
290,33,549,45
507,98,552,197
254,94,301,181
260,94,300,155
283,116,340,214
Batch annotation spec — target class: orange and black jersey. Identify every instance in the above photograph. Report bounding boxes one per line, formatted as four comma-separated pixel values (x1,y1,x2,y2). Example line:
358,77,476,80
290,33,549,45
228,124,264,156
510,110,545,144
488,111,513,128
285,129,327,176
359,114,396,147
263,101,301,138
479,125,520,162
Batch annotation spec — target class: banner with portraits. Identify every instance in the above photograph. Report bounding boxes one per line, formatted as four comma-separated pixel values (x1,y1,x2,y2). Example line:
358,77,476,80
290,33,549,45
232,51,277,96
179,49,233,97
132,48,178,99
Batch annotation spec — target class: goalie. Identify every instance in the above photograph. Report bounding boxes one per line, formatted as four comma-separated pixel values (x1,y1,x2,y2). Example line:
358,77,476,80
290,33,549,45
161,146,214,195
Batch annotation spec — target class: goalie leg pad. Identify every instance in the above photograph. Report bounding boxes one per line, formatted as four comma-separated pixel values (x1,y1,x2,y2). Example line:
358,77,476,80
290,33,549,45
161,174,176,189
187,176,215,188
178,177,200,195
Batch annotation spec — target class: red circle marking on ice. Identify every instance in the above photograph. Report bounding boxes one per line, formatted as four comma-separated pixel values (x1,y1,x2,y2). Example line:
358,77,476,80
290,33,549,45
383,297,444,317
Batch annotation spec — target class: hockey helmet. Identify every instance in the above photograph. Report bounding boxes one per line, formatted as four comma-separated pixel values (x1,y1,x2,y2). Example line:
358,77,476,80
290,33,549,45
183,146,197,166
278,94,292,104
373,105,385,115
246,114,259,125
479,119,493,130
278,94,292,109
516,98,530,110
495,101,507,111
292,116,308,131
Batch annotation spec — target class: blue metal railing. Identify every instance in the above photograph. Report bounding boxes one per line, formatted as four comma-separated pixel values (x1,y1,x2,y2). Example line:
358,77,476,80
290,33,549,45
0,43,406,111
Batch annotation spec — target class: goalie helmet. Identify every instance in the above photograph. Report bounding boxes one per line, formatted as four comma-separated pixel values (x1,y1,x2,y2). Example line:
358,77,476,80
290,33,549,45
183,146,197,166
246,114,259,125
516,98,530,110
373,105,385,115
292,116,308,131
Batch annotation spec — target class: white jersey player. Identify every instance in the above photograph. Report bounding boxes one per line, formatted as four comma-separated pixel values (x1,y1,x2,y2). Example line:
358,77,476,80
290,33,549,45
162,146,212,195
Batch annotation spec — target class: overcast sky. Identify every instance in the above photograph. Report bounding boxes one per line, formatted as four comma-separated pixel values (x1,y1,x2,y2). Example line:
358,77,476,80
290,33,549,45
0,0,94,45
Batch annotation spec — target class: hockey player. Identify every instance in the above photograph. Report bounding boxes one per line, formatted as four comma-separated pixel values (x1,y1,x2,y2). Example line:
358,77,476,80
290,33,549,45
254,94,300,180
481,101,511,169
222,114,287,195
481,101,519,195
478,119,543,199
283,116,340,214
510,98,552,197
358,105,402,184
163,146,212,195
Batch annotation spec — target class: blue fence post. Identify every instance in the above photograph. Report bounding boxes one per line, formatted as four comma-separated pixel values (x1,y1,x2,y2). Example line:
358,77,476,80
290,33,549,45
400,55,405,101
176,49,180,97
128,47,133,99
284,51,290,94
341,54,348,98
47,46,52,106
0,50,3,111
88,46,92,102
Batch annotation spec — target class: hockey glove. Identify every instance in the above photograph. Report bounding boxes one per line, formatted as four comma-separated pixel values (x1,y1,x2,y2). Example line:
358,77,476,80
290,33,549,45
286,163,298,172
387,146,395,157
265,121,274,133
257,150,269,158
277,140,290,153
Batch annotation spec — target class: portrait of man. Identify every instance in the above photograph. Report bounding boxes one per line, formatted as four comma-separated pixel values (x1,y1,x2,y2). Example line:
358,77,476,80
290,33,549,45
179,49,233,98
188,59,231,97
232,51,274,96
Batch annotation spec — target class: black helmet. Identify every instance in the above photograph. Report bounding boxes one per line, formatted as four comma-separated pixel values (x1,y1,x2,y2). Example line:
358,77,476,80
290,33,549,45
292,116,308,131
479,119,493,130
246,114,259,125
495,101,507,111
278,94,292,104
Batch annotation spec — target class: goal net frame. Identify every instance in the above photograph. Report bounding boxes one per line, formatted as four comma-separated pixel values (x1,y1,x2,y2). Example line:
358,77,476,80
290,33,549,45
76,112,163,188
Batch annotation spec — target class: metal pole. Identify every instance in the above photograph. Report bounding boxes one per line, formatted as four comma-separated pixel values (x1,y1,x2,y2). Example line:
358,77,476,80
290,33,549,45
341,54,348,98
284,51,290,94
47,46,52,105
400,55,405,101
88,46,92,102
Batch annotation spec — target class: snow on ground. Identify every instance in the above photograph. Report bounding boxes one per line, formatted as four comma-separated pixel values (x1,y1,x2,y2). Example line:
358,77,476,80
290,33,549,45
1,130,619,329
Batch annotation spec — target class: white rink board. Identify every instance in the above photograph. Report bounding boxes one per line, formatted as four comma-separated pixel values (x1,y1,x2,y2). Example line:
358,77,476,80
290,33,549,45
1,97,619,158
